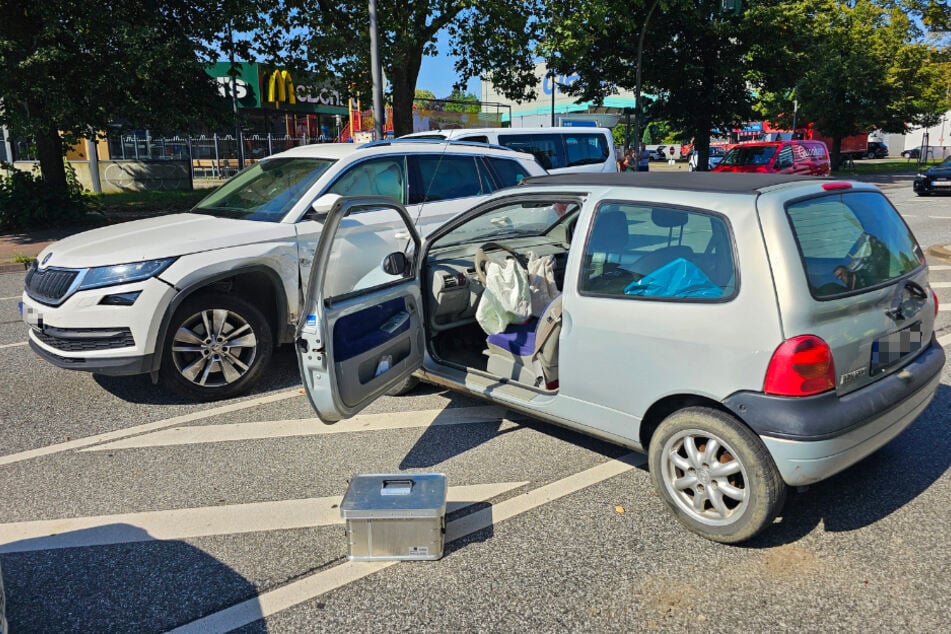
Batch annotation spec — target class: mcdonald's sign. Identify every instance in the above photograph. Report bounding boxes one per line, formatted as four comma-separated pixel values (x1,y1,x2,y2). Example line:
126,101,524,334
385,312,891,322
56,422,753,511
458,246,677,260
265,69,296,105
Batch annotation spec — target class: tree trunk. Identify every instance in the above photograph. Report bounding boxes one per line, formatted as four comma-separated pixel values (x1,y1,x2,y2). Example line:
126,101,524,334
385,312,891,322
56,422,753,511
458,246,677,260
34,126,68,200
389,57,422,137
829,136,843,170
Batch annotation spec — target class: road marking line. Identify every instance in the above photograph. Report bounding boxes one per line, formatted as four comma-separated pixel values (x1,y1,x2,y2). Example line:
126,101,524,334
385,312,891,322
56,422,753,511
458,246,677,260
83,406,521,451
927,216,951,219
0,295,21,300
939,305,950,312
0,482,526,553
930,265,951,271
932,282,951,288
169,454,644,634
0,342,27,349
0,389,303,467
939,332,951,347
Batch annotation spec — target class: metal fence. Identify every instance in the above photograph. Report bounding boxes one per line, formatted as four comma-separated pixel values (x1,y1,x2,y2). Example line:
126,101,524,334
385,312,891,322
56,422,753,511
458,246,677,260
13,133,314,181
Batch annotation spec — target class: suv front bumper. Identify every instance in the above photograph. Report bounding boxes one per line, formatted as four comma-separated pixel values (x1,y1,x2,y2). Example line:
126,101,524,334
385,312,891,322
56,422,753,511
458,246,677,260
724,337,945,486
20,277,176,376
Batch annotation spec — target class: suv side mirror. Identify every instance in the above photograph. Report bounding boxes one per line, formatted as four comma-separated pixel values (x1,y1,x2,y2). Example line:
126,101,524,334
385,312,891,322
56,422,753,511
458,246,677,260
306,193,342,220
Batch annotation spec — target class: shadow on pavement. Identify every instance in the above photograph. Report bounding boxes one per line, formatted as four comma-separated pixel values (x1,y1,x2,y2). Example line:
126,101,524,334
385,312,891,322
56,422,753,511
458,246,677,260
746,383,950,548
0,524,265,632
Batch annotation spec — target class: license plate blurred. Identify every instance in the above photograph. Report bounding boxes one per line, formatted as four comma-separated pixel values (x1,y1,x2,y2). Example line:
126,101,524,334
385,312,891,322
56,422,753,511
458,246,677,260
870,322,923,375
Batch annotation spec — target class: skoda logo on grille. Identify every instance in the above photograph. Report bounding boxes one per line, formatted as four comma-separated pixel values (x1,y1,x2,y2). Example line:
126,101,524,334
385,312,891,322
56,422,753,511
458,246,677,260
41,252,52,266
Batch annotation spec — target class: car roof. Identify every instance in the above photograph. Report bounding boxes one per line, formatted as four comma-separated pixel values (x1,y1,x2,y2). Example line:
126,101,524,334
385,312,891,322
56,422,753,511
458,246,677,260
267,139,525,160
519,172,833,194
404,127,613,135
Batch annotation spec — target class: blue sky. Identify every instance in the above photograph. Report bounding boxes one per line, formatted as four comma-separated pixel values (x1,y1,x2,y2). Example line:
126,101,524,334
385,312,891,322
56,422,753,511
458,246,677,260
416,32,480,98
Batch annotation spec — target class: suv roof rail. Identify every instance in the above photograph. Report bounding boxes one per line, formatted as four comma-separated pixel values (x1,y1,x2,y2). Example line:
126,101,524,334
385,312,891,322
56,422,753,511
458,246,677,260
358,138,516,153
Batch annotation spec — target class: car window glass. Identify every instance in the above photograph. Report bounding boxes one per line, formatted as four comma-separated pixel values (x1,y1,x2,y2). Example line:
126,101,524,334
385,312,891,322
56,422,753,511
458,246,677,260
415,155,485,202
485,157,530,189
564,133,609,167
193,157,334,222
459,135,489,143
327,157,405,203
721,145,777,166
580,203,736,299
324,205,417,298
785,192,922,298
498,134,564,170
434,200,580,248
776,146,794,168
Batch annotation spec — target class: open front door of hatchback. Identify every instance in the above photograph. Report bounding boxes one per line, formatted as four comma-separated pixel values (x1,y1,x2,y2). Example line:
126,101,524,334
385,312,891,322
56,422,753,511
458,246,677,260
296,196,424,423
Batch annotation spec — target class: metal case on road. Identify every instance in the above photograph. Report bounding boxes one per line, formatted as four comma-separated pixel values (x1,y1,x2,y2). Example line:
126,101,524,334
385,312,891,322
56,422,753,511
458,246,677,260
340,473,447,561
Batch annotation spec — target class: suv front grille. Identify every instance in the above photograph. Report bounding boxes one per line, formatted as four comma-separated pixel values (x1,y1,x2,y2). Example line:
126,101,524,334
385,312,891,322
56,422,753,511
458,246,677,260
34,327,135,352
25,264,80,305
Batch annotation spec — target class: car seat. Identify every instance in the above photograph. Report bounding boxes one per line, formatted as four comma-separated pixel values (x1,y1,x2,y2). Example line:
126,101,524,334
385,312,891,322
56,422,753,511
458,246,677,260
484,294,563,389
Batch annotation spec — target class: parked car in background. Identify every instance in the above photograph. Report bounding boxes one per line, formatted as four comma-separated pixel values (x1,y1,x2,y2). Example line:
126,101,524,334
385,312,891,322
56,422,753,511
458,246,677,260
295,172,944,543
901,148,921,159
913,156,951,196
401,127,618,174
713,140,831,175
688,146,726,171
648,146,668,161
866,141,889,159
19,140,546,401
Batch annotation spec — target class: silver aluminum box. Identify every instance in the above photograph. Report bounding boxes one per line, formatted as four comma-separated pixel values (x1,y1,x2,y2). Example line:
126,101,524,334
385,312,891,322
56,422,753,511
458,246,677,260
340,473,447,561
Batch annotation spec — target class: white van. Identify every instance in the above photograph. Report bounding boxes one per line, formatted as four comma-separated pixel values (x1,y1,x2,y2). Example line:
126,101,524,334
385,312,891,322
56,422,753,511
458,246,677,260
402,127,618,174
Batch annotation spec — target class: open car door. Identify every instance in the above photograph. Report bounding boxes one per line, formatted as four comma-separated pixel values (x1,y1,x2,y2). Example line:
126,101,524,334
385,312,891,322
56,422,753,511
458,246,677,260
296,195,424,423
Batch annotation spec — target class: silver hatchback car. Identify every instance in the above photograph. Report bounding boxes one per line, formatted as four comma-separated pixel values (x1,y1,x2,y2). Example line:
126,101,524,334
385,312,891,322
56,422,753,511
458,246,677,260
295,173,945,543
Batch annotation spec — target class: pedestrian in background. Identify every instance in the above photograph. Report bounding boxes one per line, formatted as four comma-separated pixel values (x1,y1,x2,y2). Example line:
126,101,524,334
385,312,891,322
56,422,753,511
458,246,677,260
619,148,636,172
637,143,650,172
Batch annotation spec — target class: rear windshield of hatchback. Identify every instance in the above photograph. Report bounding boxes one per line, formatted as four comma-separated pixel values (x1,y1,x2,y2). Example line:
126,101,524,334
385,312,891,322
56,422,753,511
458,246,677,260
785,191,923,299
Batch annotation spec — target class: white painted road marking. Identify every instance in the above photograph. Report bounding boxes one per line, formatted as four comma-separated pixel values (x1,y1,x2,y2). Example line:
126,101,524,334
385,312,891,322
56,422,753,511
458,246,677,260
169,453,645,634
0,342,27,349
0,295,21,300
84,406,522,452
0,482,526,553
932,282,951,288
0,389,303,466
930,265,951,271
939,332,951,347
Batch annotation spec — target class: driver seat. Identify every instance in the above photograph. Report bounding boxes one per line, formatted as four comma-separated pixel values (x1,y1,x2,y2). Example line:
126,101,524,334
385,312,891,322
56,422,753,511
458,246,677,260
484,294,563,390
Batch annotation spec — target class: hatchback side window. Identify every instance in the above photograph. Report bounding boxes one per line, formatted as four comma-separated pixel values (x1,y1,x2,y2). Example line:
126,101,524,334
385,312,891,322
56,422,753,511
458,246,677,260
327,157,405,203
786,191,923,298
459,135,490,144
775,146,794,169
413,155,486,202
580,203,736,300
485,157,531,189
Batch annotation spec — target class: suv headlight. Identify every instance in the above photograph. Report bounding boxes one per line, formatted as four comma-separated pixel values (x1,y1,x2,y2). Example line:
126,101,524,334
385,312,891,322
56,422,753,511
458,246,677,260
78,257,177,291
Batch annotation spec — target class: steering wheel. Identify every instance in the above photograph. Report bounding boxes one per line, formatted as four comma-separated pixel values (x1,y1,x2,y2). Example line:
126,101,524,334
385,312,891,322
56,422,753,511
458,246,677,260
473,242,523,285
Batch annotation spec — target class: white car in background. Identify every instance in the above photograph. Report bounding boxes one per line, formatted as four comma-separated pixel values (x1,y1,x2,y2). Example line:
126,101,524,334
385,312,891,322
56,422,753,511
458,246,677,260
688,146,726,171
20,140,545,401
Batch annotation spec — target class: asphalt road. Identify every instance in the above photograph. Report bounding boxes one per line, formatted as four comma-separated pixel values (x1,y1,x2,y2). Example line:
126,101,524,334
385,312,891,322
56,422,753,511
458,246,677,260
0,185,949,633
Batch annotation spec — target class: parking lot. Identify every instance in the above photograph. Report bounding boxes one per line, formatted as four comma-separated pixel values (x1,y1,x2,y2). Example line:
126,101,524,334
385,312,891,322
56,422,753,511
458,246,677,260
0,183,949,633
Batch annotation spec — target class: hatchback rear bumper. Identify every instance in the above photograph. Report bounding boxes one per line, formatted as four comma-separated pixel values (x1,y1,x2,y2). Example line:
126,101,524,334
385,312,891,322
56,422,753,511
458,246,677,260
724,338,945,486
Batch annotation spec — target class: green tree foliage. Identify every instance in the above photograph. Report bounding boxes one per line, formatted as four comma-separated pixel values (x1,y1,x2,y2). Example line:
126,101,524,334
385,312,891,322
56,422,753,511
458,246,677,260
539,0,799,170
443,90,481,113
756,0,950,166
0,0,248,210
267,1,542,136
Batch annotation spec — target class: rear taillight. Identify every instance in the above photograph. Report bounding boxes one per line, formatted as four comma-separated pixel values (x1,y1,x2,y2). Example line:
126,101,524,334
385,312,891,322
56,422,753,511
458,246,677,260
933,288,939,317
764,335,836,396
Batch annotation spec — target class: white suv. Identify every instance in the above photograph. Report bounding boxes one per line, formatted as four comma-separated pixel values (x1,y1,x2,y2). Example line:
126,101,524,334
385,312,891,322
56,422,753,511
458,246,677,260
19,140,545,400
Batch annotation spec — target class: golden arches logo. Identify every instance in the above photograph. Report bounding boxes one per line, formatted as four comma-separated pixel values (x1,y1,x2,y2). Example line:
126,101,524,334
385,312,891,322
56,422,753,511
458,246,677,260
266,69,296,105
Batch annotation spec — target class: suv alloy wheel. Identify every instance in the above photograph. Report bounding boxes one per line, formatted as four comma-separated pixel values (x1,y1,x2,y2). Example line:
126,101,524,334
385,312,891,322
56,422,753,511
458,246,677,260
159,292,273,401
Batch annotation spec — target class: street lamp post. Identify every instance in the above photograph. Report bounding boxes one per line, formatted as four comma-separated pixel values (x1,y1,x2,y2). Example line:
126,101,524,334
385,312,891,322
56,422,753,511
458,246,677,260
369,0,385,140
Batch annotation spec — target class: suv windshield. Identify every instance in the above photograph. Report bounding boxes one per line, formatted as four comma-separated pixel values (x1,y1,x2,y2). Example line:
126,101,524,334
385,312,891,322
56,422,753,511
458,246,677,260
193,157,335,222
720,145,776,166
785,191,923,299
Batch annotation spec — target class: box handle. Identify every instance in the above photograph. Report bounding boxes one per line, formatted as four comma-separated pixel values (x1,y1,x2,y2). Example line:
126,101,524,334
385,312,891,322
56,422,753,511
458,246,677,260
380,479,414,495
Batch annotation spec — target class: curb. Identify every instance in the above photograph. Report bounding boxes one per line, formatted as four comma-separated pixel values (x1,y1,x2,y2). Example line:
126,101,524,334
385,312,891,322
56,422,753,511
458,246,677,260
0,262,29,275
